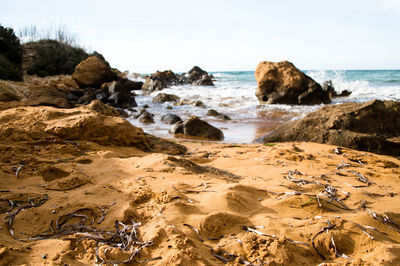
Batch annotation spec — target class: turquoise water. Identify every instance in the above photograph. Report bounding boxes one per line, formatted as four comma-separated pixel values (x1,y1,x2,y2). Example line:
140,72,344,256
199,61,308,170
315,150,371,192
130,69,400,143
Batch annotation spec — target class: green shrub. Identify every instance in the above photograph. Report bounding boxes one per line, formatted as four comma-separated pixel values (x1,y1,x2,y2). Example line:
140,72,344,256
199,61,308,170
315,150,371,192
26,39,89,77
0,25,23,80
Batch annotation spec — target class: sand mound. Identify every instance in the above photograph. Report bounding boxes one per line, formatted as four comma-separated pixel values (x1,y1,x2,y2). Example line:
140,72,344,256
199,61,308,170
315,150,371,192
0,100,186,154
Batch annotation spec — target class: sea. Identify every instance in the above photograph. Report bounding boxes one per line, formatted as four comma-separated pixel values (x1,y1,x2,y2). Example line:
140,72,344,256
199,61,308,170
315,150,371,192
128,70,400,143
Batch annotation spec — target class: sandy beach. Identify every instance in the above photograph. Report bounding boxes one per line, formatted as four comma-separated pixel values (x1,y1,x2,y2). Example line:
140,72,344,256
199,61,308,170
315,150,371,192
1,131,400,265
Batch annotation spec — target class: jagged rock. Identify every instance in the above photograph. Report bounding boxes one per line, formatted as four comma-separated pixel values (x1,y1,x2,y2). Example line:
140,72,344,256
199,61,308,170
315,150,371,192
161,113,182,124
142,67,214,94
153,93,180,103
72,56,116,88
322,80,351,98
174,116,224,140
254,100,400,156
0,100,186,154
255,61,331,105
188,66,214,86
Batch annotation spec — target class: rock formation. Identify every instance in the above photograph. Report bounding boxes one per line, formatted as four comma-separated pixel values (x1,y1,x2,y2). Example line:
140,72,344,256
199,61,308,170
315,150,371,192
0,100,186,154
255,61,331,105
255,100,400,156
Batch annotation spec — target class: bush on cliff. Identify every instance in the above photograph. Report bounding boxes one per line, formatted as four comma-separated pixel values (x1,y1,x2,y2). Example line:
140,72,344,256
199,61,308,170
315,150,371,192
25,40,89,77
0,25,23,81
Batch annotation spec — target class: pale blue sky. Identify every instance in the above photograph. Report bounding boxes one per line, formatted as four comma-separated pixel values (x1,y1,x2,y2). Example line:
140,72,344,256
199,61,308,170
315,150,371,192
2,0,400,73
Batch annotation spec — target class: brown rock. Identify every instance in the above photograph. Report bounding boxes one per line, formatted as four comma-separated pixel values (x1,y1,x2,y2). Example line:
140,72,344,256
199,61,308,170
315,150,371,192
0,100,186,154
153,93,180,103
254,100,400,156
255,61,331,105
142,70,179,94
72,56,116,88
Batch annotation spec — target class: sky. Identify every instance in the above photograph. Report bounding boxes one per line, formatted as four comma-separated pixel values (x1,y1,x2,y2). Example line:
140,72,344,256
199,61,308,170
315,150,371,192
1,0,400,73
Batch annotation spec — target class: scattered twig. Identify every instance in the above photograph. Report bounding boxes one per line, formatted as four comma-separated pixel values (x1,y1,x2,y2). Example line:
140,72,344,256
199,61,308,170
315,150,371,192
183,223,204,242
351,222,374,240
311,220,336,260
15,165,23,178
368,210,400,233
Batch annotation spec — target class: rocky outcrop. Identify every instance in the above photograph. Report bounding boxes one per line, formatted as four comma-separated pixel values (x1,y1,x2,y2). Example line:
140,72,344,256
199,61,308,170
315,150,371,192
255,100,400,156
170,116,224,141
72,56,117,88
255,61,331,105
0,100,186,154
142,66,214,94
152,93,180,103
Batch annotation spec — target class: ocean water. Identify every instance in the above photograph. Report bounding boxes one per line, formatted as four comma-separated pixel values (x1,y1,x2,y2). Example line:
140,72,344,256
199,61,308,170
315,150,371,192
128,70,400,143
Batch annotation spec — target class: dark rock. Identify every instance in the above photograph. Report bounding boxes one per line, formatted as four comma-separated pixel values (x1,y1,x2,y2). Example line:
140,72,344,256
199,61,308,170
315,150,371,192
77,88,96,105
142,104,150,109
178,116,224,140
137,110,155,123
188,66,214,86
322,80,352,98
102,80,137,108
255,61,331,105
206,109,231,120
166,106,173,110
119,78,143,91
116,108,129,117
254,100,400,156
153,93,180,103
170,121,184,134
161,113,182,124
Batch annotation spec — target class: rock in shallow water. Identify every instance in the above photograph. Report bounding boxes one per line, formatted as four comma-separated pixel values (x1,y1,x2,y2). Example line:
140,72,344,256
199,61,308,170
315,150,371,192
170,116,224,141
161,113,182,124
255,60,331,105
254,100,400,156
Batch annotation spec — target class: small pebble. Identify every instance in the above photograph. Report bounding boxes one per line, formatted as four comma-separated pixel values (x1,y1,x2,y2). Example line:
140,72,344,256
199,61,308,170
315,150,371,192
41,254,48,259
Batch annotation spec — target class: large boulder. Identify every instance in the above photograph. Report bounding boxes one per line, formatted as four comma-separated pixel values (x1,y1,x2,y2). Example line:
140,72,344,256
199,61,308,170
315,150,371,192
255,61,331,105
0,100,186,154
72,56,116,88
171,116,224,141
254,100,400,156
